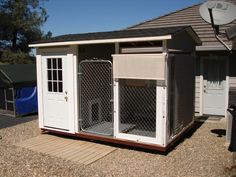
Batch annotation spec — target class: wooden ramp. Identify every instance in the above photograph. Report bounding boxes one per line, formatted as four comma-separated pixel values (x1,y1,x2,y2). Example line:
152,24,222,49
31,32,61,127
16,134,117,165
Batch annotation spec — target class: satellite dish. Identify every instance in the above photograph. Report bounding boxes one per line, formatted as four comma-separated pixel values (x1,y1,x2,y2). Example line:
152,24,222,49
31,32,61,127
199,1,236,25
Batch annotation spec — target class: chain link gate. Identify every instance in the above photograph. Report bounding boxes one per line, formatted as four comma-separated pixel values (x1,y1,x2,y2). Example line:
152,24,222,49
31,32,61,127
119,79,156,138
79,60,113,136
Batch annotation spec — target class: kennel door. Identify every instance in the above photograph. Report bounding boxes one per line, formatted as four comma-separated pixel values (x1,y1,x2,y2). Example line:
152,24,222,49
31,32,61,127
79,60,113,136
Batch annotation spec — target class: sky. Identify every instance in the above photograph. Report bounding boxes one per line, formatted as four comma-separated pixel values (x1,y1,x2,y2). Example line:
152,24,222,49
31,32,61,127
42,0,204,37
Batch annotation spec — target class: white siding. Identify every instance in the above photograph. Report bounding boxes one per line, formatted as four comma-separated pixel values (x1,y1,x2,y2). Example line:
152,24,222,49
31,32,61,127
229,77,236,88
195,76,200,113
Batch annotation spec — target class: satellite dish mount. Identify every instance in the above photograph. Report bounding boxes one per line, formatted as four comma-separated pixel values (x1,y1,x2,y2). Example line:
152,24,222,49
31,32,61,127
199,1,236,52
208,8,220,34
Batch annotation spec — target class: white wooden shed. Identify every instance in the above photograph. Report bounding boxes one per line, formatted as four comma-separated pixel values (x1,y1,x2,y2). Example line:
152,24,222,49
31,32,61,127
30,26,201,151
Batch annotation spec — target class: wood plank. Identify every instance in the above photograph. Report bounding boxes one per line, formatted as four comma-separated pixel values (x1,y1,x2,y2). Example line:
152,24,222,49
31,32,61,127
64,142,98,161
50,141,90,158
83,149,116,165
79,146,116,165
38,139,74,154
67,143,106,162
15,134,116,165
27,137,65,151
75,144,105,162
46,140,86,156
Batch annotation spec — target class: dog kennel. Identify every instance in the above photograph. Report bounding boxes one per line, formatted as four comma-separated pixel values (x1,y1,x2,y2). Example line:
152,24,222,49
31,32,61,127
31,26,201,151
0,64,38,117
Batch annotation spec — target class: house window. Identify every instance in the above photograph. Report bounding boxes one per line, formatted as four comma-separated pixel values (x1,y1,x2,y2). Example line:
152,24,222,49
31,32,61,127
47,58,63,93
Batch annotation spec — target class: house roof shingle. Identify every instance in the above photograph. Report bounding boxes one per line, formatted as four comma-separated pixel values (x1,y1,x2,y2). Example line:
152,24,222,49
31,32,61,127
127,0,236,50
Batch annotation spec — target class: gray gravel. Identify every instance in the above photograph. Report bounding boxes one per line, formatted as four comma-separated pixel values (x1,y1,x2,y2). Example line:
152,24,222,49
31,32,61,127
0,115,234,177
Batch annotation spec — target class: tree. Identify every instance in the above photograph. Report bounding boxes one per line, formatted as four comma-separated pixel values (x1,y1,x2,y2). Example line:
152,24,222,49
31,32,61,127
0,0,49,63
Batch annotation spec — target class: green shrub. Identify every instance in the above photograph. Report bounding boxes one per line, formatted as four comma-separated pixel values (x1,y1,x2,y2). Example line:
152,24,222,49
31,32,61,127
0,50,35,64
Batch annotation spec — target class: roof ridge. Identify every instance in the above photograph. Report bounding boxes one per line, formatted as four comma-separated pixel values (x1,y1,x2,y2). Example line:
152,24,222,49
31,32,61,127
126,2,202,30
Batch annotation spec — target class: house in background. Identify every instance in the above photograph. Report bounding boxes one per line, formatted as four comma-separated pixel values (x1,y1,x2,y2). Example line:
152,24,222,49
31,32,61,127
127,0,236,118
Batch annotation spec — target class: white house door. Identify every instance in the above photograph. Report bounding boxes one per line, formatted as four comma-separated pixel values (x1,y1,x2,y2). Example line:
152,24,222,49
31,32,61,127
42,56,70,130
203,58,227,116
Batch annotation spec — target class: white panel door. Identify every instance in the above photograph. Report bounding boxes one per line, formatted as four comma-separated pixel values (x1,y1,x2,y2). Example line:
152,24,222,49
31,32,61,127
42,56,70,130
203,58,226,116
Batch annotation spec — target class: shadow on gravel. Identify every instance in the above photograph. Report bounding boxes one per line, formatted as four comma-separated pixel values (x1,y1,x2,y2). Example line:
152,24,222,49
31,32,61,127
165,120,205,154
211,129,226,137
0,114,38,129
197,116,226,138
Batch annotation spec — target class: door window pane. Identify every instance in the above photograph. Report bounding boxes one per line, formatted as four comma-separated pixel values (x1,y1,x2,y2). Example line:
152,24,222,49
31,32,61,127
58,70,62,81
53,70,57,80
204,59,226,90
48,70,52,80
47,59,51,69
53,82,58,92
58,58,62,69
58,82,63,92
47,58,63,93
48,82,52,92
53,58,57,69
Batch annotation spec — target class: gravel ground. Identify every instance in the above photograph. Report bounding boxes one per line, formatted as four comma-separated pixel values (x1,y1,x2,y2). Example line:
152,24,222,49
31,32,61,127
0,115,234,177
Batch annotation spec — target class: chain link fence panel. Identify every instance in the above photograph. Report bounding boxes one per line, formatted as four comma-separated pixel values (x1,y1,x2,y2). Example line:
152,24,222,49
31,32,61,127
119,79,156,138
79,60,113,136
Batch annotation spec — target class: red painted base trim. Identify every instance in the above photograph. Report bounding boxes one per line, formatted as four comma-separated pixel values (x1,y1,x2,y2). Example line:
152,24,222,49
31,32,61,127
41,121,194,152
77,132,167,151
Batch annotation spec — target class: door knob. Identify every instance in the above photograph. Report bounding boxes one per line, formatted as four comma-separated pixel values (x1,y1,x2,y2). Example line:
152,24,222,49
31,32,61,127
64,96,68,102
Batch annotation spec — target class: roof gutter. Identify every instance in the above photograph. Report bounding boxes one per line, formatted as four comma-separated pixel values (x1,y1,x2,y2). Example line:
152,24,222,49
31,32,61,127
196,45,231,51
29,35,172,48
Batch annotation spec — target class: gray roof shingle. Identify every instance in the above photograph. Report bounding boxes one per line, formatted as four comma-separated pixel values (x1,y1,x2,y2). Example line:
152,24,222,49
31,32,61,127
127,0,236,48
31,26,197,44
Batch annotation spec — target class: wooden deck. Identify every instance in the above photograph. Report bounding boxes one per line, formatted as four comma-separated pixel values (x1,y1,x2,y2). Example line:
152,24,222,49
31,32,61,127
16,134,117,165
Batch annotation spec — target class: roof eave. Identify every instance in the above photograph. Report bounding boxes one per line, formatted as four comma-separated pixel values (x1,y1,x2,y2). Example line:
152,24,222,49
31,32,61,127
186,27,202,45
29,35,172,48
196,45,232,51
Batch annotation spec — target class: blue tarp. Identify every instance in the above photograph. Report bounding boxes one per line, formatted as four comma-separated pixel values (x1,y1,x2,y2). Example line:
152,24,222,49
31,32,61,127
15,86,38,115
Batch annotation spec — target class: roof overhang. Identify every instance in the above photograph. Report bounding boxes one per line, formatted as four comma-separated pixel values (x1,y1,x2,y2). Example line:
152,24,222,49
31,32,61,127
185,27,202,45
196,45,232,51
29,35,172,48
